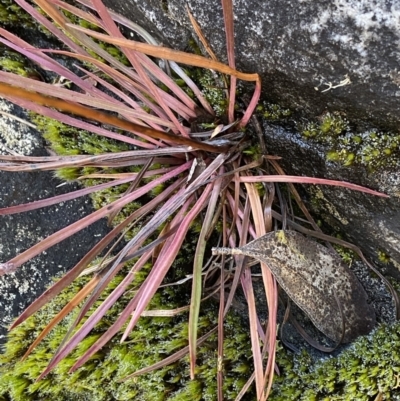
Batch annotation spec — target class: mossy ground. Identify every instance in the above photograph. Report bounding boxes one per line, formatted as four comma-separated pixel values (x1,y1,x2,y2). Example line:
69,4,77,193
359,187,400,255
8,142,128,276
270,322,400,401
0,265,255,401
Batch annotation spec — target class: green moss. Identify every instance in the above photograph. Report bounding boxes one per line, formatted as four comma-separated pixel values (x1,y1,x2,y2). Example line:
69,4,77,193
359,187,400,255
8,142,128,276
377,250,391,264
257,102,291,121
0,0,38,30
192,69,228,117
319,113,348,136
0,47,41,79
0,266,255,401
31,114,130,181
299,113,400,171
299,112,349,140
188,37,206,56
270,322,400,400
332,243,357,266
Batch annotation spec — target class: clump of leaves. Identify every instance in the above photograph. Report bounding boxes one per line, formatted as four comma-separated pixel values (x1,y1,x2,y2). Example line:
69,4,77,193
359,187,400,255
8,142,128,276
0,1,392,400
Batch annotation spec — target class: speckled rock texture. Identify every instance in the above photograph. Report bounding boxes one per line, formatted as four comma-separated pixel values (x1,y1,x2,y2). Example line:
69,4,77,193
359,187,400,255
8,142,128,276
104,0,400,131
0,101,111,345
102,0,400,279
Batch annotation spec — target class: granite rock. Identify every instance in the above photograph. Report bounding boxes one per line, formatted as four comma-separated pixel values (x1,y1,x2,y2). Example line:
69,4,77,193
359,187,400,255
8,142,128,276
0,101,111,345
103,0,400,130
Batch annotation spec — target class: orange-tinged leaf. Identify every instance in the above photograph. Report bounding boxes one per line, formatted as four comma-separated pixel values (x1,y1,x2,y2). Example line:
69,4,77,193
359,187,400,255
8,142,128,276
186,4,218,61
21,277,98,361
66,24,260,82
0,82,227,153
221,0,237,123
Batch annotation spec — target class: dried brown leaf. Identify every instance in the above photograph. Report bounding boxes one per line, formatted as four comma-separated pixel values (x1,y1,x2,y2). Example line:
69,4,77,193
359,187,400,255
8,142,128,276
213,230,376,343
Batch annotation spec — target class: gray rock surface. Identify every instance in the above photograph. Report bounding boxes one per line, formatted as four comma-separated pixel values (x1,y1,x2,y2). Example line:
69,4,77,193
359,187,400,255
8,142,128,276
103,0,400,130
0,101,111,345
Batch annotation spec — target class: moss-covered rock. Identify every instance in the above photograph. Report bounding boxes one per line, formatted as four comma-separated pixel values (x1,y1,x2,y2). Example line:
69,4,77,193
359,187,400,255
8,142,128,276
0,0,37,30
256,102,291,121
0,265,255,401
270,323,400,401
299,112,400,171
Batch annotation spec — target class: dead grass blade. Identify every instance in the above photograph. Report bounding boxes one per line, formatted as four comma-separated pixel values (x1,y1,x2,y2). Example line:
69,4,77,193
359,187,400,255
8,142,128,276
217,261,225,401
245,182,278,400
186,5,218,61
0,82,227,153
221,0,237,123
0,176,136,215
0,148,188,171
223,197,251,318
140,305,190,317
241,267,264,400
